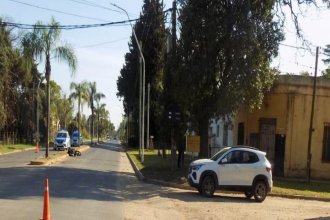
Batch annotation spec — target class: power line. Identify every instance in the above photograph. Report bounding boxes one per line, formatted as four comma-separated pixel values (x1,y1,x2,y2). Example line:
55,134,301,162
8,0,110,22
78,37,129,48
279,43,309,51
280,43,330,57
67,0,124,14
0,19,139,30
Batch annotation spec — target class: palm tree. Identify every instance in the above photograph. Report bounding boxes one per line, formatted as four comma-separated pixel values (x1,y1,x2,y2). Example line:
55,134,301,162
95,103,108,142
22,17,77,157
87,82,105,144
69,81,88,144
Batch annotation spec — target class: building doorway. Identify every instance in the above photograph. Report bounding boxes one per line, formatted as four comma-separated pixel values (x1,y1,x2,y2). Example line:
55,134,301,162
259,118,276,165
274,134,285,177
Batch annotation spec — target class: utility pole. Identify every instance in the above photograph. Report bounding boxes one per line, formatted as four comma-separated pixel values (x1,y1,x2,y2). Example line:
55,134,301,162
139,47,143,159
147,83,150,149
138,41,145,162
172,0,177,54
170,0,177,171
112,3,145,163
307,46,319,183
142,42,145,162
126,110,129,145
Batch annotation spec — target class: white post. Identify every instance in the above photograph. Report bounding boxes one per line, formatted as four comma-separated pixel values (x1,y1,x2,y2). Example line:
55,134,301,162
147,83,150,149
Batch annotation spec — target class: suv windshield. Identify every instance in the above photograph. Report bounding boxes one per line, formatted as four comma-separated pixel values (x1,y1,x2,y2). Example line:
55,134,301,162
56,133,67,138
211,147,230,161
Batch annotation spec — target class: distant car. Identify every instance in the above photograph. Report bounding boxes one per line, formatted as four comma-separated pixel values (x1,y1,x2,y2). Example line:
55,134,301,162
54,130,70,150
188,146,272,202
71,130,83,146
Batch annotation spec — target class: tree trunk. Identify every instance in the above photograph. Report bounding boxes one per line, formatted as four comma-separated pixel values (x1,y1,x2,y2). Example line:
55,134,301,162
45,57,51,158
91,108,94,145
199,117,209,158
97,112,99,143
78,98,81,146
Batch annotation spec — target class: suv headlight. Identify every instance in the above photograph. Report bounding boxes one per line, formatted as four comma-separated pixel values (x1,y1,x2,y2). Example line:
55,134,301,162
191,164,203,171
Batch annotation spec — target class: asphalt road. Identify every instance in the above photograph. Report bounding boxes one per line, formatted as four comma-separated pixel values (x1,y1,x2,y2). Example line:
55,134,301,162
1,141,330,220
0,141,132,220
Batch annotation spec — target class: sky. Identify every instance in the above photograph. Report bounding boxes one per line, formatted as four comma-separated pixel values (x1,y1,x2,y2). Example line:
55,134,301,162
0,0,330,129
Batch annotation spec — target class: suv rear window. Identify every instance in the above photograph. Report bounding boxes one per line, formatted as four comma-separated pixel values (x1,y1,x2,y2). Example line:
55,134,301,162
242,151,259,163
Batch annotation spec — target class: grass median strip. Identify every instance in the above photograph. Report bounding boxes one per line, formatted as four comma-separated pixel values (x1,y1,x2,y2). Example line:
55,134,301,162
0,144,34,154
127,149,330,199
30,145,90,165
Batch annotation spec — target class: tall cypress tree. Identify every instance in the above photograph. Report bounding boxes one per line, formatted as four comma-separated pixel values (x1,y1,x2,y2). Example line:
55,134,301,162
117,0,166,147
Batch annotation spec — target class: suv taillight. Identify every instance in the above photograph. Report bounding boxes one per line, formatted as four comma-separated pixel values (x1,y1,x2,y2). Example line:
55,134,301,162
266,167,272,172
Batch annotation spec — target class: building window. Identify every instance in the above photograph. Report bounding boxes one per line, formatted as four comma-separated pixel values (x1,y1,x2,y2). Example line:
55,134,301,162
323,124,330,162
216,125,220,137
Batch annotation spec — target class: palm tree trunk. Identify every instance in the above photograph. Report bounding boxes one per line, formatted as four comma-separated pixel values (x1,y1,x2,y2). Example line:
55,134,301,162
97,112,99,143
91,108,94,145
78,97,81,146
45,57,51,158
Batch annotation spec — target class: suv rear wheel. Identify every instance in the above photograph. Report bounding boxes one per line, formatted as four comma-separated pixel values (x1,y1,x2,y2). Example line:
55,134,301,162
201,175,215,197
253,181,267,202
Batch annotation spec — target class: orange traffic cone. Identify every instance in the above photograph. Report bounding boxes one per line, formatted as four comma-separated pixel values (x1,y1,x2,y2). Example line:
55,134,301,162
40,178,51,220
35,143,39,153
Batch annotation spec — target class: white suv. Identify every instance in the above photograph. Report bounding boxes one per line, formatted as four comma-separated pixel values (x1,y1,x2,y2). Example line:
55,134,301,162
54,130,71,151
188,146,272,202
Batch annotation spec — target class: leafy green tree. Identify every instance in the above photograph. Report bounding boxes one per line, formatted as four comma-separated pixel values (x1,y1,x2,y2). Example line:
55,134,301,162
94,103,108,142
87,81,105,144
322,69,330,79
69,81,88,138
0,20,42,143
299,71,311,76
176,0,284,157
22,17,77,157
56,95,74,129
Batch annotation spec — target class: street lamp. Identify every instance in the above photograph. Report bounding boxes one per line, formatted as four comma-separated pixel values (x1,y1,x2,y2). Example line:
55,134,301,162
111,3,145,162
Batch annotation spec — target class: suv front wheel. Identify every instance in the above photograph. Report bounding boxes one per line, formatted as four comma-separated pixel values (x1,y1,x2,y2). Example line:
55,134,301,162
201,175,215,197
244,191,253,199
253,181,268,202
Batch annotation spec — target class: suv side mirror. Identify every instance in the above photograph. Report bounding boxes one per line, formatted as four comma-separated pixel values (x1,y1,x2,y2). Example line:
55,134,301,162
220,158,228,164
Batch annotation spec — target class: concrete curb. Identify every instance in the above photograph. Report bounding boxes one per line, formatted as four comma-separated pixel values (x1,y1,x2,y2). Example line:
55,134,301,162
30,145,90,165
0,147,35,156
126,152,145,181
125,152,330,202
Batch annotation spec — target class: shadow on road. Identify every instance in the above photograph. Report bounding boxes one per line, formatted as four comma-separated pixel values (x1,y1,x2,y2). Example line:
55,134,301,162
158,190,256,203
0,166,158,202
